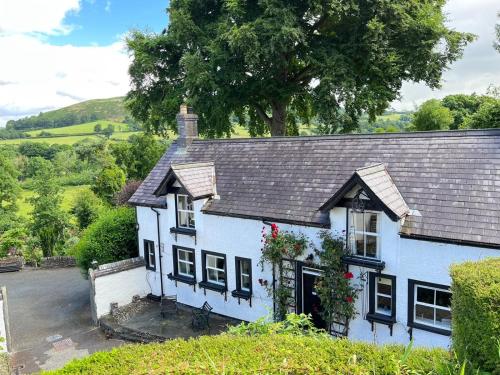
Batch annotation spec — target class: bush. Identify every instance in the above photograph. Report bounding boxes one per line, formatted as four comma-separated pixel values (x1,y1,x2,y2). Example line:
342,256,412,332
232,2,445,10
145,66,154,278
71,190,104,230
73,207,137,275
450,258,500,373
92,165,126,204
47,331,448,374
113,180,142,206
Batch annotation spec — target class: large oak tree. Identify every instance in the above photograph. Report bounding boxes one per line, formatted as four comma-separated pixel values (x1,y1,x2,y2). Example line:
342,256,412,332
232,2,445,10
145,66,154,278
126,0,474,137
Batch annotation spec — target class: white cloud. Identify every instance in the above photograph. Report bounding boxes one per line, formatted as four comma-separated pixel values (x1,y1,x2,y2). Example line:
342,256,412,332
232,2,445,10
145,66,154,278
0,0,80,35
105,1,111,13
392,0,500,111
0,0,130,126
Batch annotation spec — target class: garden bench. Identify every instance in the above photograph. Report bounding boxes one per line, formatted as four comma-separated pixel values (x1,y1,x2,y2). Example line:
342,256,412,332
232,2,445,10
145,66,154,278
191,301,213,331
160,295,178,318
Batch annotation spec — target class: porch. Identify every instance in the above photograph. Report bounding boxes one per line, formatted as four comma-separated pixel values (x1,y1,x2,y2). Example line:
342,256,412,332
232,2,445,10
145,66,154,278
99,297,241,343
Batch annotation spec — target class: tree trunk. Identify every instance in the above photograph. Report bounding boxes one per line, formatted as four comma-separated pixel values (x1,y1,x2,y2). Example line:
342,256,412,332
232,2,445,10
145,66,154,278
270,101,287,136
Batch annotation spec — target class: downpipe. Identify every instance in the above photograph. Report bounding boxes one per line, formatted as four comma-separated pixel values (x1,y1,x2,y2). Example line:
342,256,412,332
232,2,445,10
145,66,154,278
150,207,164,297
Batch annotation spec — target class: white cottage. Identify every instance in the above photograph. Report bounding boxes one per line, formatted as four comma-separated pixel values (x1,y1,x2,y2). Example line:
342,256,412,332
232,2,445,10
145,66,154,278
129,105,500,348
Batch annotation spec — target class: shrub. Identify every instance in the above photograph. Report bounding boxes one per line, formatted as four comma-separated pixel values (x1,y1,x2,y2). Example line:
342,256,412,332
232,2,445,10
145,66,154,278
92,165,126,204
71,190,104,230
73,207,137,275
450,257,500,373
113,180,142,206
47,331,448,374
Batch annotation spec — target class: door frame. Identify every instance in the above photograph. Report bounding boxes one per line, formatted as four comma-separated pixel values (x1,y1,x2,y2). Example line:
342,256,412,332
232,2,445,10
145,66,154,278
295,261,323,314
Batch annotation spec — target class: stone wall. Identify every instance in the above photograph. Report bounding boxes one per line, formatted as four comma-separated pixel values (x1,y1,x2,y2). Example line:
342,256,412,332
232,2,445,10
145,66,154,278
40,256,76,269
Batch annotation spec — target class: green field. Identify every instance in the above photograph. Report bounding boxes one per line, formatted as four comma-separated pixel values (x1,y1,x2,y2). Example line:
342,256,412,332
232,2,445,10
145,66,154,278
25,120,132,136
18,185,91,218
0,131,143,145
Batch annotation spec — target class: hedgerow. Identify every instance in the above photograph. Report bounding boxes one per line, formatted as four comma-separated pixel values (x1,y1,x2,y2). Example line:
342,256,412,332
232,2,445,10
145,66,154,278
450,257,500,373
47,333,448,374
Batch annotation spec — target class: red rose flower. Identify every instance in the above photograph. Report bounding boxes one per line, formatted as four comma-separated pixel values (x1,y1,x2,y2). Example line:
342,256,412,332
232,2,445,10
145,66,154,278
272,231,278,239
346,296,353,303
343,272,354,279
271,223,278,231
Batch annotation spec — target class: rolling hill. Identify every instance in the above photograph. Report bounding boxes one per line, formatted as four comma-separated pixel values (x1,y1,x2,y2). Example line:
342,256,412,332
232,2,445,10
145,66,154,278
5,97,129,131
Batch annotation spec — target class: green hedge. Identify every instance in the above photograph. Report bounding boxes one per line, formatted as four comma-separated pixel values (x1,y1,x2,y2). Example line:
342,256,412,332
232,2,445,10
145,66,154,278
450,257,500,373
73,207,137,275
46,334,448,374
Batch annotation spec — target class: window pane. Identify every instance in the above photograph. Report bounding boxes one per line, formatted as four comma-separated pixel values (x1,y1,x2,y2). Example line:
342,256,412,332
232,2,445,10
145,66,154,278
207,255,216,268
241,260,251,275
186,263,194,276
179,262,187,274
415,304,434,325
241,274,250,290
377,278,392,295
186,197,193,211
178,195,187,210
416,287,434,304
178,211,188,227
217,270,225,283
355,233,365,256
377,296,392,314
207,268,217,282
353,212,364,231
178,250,187,261
188,213,195,228
216,257,225,270
365,213,378,233
365,235,377,257
188,251,194,263
435,308,451,329
436,291,451,308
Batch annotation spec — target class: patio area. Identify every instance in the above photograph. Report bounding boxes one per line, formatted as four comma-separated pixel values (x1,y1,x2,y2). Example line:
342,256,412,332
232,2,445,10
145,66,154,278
99,297,241,343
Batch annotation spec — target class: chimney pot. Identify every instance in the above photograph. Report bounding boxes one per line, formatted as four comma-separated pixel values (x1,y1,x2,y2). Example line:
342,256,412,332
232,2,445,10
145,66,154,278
177,103,198,148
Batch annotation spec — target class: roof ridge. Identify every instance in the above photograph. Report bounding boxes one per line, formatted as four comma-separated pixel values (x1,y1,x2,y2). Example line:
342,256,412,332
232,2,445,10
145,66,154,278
171,162,214,169
188,129,500,144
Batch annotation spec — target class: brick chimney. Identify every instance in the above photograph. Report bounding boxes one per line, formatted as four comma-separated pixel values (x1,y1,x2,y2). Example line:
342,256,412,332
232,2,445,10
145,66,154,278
176,104,198,148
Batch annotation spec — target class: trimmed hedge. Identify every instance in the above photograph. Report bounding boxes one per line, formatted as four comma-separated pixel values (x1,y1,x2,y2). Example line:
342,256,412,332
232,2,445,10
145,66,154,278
46,334,448,374
450,257,500,373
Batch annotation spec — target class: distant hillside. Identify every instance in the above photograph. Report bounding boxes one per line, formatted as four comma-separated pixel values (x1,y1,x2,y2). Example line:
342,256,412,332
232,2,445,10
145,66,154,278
6,97,129,131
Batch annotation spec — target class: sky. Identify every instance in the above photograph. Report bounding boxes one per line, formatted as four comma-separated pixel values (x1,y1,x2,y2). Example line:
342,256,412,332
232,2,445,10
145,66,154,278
0,0,499,126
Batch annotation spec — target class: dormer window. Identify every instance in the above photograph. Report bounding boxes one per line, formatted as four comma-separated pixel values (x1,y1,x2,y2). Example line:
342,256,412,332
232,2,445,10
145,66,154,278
349,210,379,258
176,194,195,229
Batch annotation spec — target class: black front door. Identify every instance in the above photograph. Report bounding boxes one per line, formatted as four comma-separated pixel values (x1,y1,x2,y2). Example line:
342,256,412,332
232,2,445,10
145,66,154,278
302,268,327,329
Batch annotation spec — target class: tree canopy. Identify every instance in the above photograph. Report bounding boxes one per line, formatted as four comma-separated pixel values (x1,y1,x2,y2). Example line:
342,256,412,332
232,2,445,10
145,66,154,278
127,0,473,136
412,99,453,131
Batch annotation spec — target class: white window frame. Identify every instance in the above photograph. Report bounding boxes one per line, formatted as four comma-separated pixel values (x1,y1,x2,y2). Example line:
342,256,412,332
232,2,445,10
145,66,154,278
176,194,195,229
205,254,225,286
177,248,195,278
349,209,380,259
375,276,393,316
238,259,251,292
414,284,451,331
144,240,155,270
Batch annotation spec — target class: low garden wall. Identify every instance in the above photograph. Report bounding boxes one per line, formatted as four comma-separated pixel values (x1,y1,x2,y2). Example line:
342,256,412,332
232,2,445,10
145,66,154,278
89,257,151,324
40,256,76,268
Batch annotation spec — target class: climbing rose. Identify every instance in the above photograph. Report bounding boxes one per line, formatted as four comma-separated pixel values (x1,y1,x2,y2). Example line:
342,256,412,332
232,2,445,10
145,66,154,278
346,296,353,303
272,231,278,239
343,272,354,279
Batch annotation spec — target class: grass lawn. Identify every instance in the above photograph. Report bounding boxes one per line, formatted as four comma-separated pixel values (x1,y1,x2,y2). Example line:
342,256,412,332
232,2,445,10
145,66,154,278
18,185,91,217
24,121,132,136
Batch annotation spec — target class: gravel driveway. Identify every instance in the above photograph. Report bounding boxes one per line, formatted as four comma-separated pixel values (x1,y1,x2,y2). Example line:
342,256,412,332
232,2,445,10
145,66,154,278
0,268,123,373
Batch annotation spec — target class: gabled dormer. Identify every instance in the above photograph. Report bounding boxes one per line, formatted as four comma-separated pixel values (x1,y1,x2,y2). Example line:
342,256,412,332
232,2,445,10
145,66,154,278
154,162,217,237
321,163,410,270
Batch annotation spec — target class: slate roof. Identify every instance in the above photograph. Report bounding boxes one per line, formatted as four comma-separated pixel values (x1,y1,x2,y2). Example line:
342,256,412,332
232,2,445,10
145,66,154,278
355,164,410,219
129,129,500,248
158,162,216,199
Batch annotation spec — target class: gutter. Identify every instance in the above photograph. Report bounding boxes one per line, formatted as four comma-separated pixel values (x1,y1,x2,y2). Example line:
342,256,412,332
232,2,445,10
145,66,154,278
150,207,165,297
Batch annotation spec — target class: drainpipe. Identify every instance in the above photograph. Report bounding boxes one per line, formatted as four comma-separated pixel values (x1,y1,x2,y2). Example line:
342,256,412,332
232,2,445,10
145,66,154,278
150,207,164,297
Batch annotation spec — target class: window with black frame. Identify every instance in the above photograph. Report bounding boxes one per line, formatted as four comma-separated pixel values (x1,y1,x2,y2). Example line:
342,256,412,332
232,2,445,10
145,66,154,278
367,273,396,327
176,194,195,229
236,257,252,294
144,240,155,271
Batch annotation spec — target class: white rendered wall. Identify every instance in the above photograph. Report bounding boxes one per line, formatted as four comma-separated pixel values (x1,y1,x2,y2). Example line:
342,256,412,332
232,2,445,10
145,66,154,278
93,266,151,319
137,199,499,347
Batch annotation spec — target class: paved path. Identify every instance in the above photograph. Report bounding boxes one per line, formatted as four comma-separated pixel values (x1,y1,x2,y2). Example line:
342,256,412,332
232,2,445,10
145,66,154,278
0,268,123,373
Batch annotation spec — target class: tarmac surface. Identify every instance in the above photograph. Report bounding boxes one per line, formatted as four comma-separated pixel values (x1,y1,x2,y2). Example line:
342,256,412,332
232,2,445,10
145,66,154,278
0,267,123,373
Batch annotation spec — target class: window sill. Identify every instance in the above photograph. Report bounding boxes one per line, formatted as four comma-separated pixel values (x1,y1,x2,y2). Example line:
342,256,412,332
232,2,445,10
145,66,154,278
342,255,385,270
199,281,227,293
366,313,396,325
231,290,252,300
408,322,451,337
170,227,196,236
167,273,196,286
